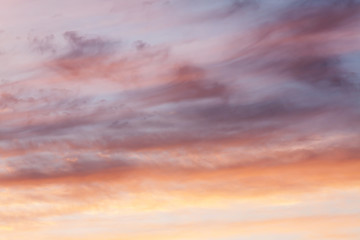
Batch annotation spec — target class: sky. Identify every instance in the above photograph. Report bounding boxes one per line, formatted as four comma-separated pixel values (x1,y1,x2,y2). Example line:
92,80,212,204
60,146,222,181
0,0,360,239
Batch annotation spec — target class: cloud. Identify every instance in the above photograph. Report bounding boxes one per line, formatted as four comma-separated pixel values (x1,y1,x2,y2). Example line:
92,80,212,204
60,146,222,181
1,1,360,236
28,34,57,55
236,0,359,87
190,0,258,22
45,31,119,79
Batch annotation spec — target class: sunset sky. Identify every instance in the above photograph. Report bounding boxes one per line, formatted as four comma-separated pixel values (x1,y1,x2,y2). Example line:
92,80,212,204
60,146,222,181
1,0,360,239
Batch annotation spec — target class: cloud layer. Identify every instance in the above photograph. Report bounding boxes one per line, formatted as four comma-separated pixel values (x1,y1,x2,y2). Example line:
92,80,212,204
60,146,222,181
1,0,360,239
